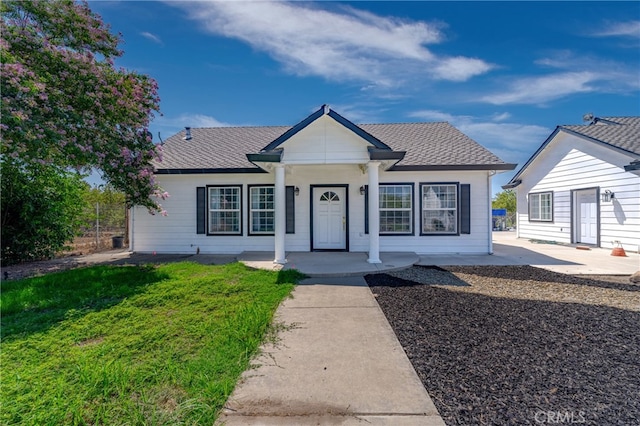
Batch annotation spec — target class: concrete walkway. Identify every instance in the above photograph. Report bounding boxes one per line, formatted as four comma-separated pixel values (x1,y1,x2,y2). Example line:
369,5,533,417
418,231,639,275
216,276,445,426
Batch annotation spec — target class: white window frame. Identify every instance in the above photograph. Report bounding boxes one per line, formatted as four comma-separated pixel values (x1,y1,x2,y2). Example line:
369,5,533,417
379,184,413,235
529,191,553,222
421,183,458,235
208,186,242,235
249,185,275,235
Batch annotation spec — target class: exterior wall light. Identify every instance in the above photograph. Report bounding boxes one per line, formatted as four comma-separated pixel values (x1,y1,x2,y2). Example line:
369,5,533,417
294,186,300,196
359,185,366,195
601,190,614,202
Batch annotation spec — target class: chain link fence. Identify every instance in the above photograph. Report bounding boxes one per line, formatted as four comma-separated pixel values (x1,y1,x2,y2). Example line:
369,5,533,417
70,202,128,253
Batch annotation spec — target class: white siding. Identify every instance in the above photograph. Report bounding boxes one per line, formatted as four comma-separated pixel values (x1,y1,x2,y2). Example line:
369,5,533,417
281,115,370,164
132,165,494,255
516,132,640,252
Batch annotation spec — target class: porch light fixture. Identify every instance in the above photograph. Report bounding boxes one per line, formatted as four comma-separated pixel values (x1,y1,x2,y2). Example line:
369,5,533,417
601,190,614,202
359,185,365,195
294,186,300,196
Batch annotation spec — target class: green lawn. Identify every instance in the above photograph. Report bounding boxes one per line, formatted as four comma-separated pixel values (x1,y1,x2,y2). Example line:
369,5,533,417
1,262,303,425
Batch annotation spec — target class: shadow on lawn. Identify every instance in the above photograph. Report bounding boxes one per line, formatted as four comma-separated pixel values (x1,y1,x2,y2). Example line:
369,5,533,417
366,272,640,426
1,265,169,340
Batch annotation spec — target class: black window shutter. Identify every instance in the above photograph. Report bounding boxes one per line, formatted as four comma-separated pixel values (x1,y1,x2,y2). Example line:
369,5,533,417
364,185,369,234
196,187,206,234
460,184,471,234
286,186,295,234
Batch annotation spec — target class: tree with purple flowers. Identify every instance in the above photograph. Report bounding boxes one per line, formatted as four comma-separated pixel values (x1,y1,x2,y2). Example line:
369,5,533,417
1,0,165,212
1,0,166,263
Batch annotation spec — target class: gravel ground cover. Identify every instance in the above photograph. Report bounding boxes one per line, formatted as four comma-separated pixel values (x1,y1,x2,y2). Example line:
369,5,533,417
365,265,640,426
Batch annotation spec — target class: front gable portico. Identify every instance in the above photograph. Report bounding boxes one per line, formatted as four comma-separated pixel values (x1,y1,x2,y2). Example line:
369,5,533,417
246,106,405,263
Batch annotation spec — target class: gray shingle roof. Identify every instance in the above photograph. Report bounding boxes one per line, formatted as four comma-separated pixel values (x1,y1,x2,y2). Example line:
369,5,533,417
361,123,507,169
560,116,640,155
155,122,513,171
503,116,640,188
157,126,289,170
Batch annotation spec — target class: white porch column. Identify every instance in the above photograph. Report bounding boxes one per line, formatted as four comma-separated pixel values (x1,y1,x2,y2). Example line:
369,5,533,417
274,164,287,264
367,161,381,263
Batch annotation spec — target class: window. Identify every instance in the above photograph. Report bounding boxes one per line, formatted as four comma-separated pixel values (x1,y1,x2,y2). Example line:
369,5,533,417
421,184,458,234
249,186,275,234
379,184,413,234
320,191,340,202
529,191,553,222
208,186,241,234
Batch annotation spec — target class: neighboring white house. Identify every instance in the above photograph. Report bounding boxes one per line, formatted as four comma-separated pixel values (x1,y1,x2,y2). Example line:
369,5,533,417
503,116,640,252
131,105,515,263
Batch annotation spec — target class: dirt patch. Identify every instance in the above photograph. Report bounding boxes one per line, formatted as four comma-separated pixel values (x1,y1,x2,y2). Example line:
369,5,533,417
2,249,130,281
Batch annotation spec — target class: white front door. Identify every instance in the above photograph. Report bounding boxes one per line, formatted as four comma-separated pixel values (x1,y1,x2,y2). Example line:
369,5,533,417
576,189,597,245
313,187,346,250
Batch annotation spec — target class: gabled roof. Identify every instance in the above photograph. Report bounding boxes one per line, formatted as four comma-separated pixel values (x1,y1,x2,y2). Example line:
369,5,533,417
261,105,391,152
560,116,640,155
503,116,640,189
154,107,515,174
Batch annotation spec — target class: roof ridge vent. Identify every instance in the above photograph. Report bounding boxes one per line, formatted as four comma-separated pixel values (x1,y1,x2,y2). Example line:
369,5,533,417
183,126,192,141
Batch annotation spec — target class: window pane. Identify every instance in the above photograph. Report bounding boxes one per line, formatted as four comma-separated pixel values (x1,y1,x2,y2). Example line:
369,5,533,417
379,185,412,234
208,186,240,234
250,186,275,233
422,184,457,234
541,193,551,220
380,210,411,233
423,185,458,209
210,211,240,233
252,211,274,233
423,210,456,233
530,194,540,220
529,192,551,221
251,187,274,210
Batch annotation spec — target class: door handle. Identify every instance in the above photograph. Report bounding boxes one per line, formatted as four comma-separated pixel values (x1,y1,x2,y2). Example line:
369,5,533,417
343,216,346,230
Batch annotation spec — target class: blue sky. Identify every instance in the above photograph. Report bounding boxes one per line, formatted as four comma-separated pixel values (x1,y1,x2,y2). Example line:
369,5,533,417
91,1,640,193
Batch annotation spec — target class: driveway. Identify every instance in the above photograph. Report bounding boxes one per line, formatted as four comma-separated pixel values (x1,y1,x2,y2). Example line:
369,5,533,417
418,231,639,276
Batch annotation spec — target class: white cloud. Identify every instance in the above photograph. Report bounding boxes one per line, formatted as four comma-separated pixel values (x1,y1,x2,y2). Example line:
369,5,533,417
432,56,493,82
481,72,597,105
482,49,640,106
492,112,511,122
140,31,163,45
590,20,640,38
165,113,231,128
170,1,492,87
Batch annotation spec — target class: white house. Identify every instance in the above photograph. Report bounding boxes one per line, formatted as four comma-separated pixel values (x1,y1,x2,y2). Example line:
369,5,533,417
503,116,640,252
131,105,515,263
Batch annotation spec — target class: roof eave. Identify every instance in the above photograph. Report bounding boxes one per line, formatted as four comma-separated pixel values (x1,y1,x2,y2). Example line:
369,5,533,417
390,163,517,172
246,151,283,164
501,179,522,189
368,147,406,161
624,160,640,173
155,167,267,174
